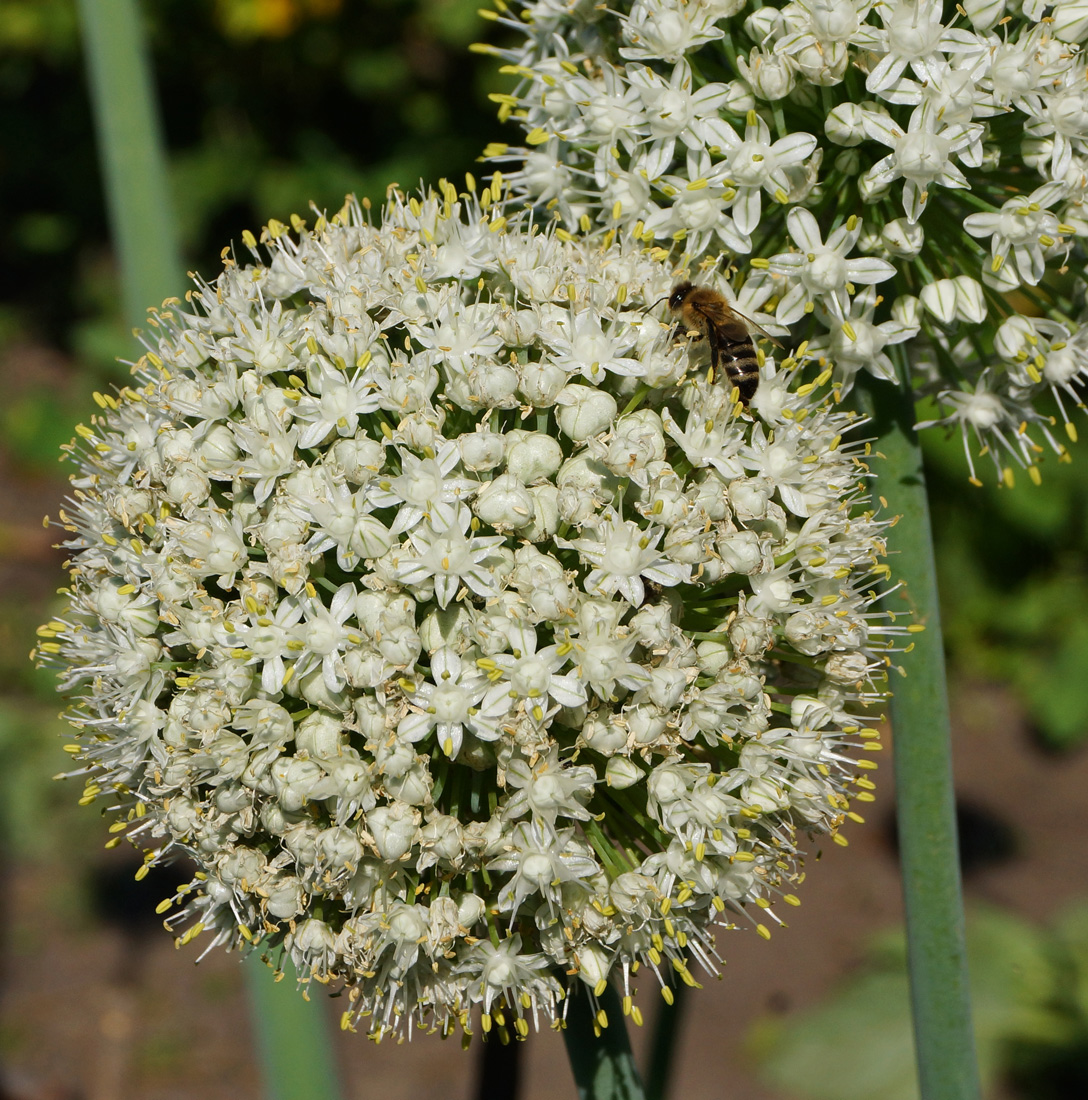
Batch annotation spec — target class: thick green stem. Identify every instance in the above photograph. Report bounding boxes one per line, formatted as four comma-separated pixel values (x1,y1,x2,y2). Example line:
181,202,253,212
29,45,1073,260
562,982,646,1100
644,984,686,1100
76,0,183,333
246,958,343,1100
856,374,980,1100
77,5,344,1097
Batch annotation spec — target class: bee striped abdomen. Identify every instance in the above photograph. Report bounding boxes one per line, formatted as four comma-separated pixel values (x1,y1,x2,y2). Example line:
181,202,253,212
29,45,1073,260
712,337,760,403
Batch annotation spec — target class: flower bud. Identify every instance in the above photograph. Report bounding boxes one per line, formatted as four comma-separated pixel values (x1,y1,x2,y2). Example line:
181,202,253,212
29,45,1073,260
881,217,925,259
291,917,335,958
367,803,419,861
718,529,763,574
824,103,867,146
329,436,384,484
605,756,644,790
518,360,567,406
457,892,486,928
575,943,610,988
741,49,796,101
729,613,774,658
920,279,959,324
318,826,365,870
419,603,473,653
506,432,563,482
580,711,628,756
645,666,688,709
376,736,416,778
648,765,688,805
198,424,241,470
995,314,1035,360
474,473,534,528
1052,1,1088,41
459,429,505,471
891,294,921,329
961,0,1005,30
522,483,561,540
266,875,305,919
384,763,432,806
825,651,871,684
952,276,987,323
556,384,618,441
295,712,344,758
743,6,785,41
628,703,668,745
729,477,772,521
833,148,861,175
165,465,211,506
793,40,848,85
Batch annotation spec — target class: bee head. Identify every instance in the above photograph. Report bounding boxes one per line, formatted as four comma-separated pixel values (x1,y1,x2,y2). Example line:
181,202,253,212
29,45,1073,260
668,281,694,311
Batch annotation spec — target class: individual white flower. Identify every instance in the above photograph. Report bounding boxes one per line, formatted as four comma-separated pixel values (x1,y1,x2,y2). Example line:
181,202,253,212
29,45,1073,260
864,0,986,97
292,360,382,449
916,370,1052,484
619,0,727,63
627,60,732,178
736,46,798,101
808,285,919,388
712,110,819,235
545,308,644,382
767,210,896,322
298,471,393,571
398,647,497,758
562,509,691,606
1021,63,1088,179
962,181,1071,288
395,506,505,608
860,104,979,222
367,442,479,535
488,821,600,922
479,624,587,726
777,0,882,60
502,749,597,822
232,419,300,504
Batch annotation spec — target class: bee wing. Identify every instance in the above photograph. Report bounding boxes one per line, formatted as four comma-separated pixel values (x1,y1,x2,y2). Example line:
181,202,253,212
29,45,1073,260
725,305,786,349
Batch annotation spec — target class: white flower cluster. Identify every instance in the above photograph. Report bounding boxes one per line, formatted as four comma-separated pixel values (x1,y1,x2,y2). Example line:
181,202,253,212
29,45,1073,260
480,0,1088,483
38,187,897,1041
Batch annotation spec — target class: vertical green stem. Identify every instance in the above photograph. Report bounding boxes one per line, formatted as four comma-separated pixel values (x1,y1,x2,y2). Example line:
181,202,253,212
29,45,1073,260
562,983,646,1100
855,374,981,1100
76,0,183,331
77,5,344,1097
644,985,685,1100
246,958,343,1100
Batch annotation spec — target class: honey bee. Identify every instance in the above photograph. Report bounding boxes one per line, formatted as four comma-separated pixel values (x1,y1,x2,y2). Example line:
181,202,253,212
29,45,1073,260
665,281,778,405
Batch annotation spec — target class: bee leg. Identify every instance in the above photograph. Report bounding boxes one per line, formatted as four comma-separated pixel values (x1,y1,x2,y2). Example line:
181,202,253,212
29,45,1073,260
705,330,723,385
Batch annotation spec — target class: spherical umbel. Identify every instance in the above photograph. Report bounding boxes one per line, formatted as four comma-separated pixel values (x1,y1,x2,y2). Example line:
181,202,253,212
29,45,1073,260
37,188,896,1040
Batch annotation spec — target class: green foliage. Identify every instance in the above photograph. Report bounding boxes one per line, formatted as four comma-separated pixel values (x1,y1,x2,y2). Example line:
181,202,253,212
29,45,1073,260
923,415,1088,749
0,699,89,860
749,904,1088,1100
0,0,79,58
0,0,506,356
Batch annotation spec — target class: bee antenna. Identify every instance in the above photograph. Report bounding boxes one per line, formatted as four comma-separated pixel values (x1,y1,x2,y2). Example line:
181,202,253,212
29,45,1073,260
642,293,670,313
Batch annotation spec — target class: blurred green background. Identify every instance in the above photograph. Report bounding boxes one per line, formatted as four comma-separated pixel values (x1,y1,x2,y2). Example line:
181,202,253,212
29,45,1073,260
2,1,1088,1097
